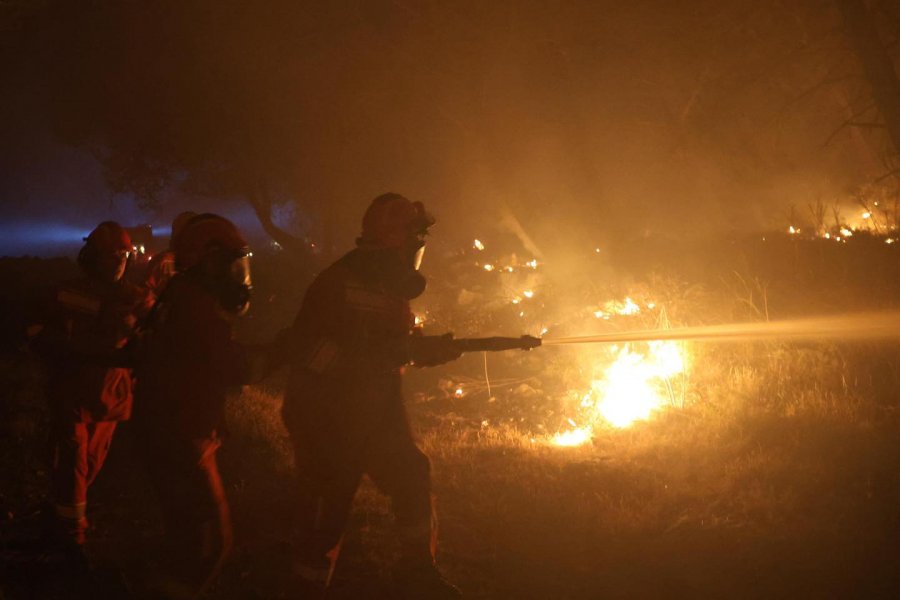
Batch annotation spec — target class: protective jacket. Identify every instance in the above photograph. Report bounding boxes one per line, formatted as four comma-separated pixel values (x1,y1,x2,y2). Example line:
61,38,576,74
37,276,150,422
283,248,415,433
135,274,254,439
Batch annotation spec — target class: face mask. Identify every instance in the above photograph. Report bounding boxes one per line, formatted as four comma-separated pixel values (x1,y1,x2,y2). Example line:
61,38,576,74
219,255,252,315
363,246,427,300
196,251,253,316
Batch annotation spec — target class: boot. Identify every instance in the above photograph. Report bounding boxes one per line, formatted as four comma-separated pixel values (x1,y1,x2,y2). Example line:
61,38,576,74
393,561,462,600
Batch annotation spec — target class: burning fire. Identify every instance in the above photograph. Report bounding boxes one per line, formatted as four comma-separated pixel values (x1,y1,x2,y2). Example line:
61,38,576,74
552,425,592,447
552,340,687,446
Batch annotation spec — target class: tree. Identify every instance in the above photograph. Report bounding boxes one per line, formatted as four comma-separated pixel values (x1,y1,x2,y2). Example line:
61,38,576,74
835,0,900,165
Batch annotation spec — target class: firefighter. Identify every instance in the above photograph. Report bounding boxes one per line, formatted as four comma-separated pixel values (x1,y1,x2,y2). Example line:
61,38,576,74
133,213,269,596
282,193,463,598
142,210,197,303
32,221,150,550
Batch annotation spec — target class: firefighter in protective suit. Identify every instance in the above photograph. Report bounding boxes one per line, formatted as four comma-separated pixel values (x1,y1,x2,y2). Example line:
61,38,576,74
282,193,463,598
133,213,268,596
32,221,150,549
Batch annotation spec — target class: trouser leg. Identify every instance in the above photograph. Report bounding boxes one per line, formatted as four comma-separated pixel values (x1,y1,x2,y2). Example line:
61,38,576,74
51,421,89,544
290,432,362,585
140,431,232,590
366,400,435,566
84,421,117,487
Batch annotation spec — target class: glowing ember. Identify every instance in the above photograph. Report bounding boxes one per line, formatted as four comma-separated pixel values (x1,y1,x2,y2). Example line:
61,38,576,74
788,225,798,235
523,290,535,298
483,264,495,271
526,259,539,268
454,387,464,397
473,239,485,250
840,227,853,237
862,212,871,219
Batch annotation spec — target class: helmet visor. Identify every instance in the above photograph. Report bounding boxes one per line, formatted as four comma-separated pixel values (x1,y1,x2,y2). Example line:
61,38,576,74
230,255,252,288
412,244,425,271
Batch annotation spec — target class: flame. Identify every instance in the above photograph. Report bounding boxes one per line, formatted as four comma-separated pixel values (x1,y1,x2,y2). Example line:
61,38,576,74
593,341,684,428
552,427,592,447
483,264,495,271
552,340,687,445
594,297,641,319
474,239,485,250
523,290,535,299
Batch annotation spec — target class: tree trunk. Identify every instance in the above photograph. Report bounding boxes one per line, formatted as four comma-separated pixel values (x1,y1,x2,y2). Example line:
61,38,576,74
245,182,311,261
836,0,900,156
246,194,295,250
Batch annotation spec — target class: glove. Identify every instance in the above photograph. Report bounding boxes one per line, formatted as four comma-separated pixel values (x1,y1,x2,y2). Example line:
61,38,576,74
409,333,463,367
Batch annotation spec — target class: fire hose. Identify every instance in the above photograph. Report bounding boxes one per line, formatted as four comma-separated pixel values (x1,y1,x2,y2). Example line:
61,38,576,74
450,335,542,353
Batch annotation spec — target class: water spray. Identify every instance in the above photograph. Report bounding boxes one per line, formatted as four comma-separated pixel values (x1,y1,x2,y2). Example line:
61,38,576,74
541,311,900,346
449,311,900,353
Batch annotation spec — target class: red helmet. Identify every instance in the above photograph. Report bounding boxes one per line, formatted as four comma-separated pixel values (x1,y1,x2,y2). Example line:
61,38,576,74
84,221,132,253
174,214,249,271
358,193,435,249
78,221,132,279
170,210,198,247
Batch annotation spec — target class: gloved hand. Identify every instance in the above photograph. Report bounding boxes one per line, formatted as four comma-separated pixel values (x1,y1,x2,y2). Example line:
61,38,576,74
409,333,463,367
